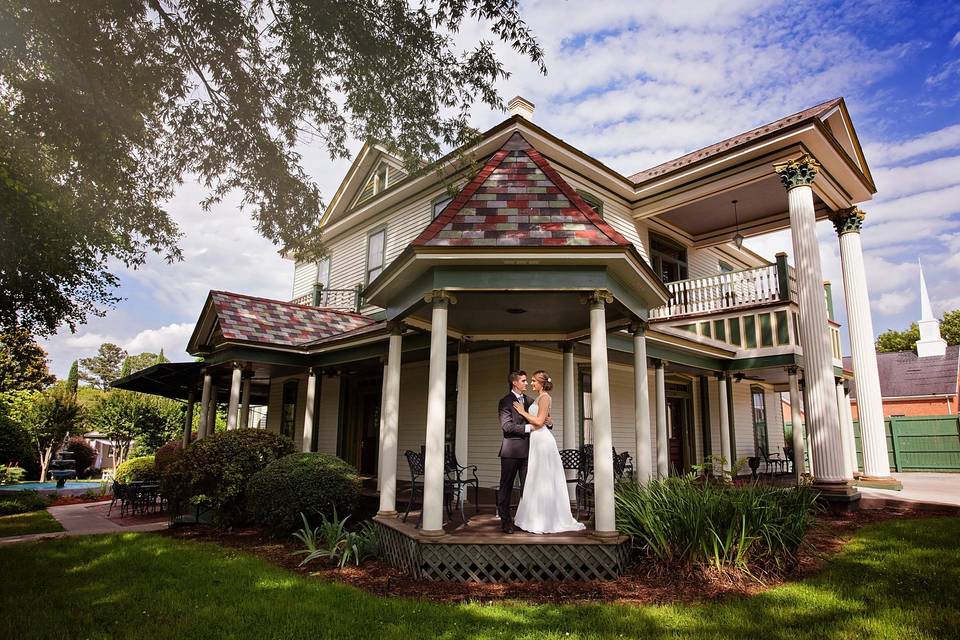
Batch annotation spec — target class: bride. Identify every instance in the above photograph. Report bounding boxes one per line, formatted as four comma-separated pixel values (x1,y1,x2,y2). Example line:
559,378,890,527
512,370,586,534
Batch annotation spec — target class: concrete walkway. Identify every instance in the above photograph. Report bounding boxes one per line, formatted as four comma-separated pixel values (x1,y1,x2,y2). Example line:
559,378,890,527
859,472,960,507
0,500,168,545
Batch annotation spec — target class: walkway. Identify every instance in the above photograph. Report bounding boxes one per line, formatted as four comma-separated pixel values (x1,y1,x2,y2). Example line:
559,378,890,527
0,500,168,545
859,472,960,507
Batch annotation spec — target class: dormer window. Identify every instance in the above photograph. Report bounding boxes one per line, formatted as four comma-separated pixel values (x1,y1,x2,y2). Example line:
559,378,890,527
576,189,603,217
357,161,405,205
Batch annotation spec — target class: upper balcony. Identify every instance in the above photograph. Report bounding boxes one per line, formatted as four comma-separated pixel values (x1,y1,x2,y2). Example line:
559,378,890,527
291,284,364,313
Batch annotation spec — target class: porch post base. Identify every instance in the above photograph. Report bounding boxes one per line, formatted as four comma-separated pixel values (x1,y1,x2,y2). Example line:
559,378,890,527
376,510,399,518
813,480,861,503
590,529,620,540
855,476,903,491
419,528,446,538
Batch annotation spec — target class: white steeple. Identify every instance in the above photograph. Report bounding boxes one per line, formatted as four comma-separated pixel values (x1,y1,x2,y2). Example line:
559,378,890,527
916,260,947,358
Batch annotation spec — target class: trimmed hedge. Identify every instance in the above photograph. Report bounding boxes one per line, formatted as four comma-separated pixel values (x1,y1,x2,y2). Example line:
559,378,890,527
247,453,361,534
154,441,184,474
160,430,295,524
115,456,158,483
0,490,51,516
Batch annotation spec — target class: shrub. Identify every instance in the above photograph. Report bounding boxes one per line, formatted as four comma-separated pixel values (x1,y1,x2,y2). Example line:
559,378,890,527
292,511,379,567
160,430,295,524
154,441,184,474
115,455,158,483
615,477,819,575
247,453,360,534
0,490,51,515
63,437,97,478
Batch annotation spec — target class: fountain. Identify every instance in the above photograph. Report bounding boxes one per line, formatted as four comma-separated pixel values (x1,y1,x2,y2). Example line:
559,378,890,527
49,449,77,489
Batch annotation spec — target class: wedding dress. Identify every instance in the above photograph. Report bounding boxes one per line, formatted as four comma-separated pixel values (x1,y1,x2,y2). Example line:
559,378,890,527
513,397,586,534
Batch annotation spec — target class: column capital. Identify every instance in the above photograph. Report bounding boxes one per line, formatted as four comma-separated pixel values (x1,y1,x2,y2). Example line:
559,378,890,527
630,320,649,336
561,341,575,354
831,206,865,236
785,365,800,376
774,154,821,191
652,358,664,369
583,289,614,307
715,371,729,381
423,289,457,305
386,320,405,335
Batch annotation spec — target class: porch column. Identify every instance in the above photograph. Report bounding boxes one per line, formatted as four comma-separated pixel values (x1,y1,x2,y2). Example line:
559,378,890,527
182,389,195,447
302,368,317,453
227,362,242,430
562,343,576,450
378,325,403,516
239,375,251,429
843,386,860,474
589,291,617,537
775,155,854,496
654,359,668,478
833,207,892,482
633,326,652,483
377,357,388,492
455,342,470,470
834,379,854,478
198,370,212,440
787,366,806,483
421,292,453,536
206,387,218,437
717,373,732,474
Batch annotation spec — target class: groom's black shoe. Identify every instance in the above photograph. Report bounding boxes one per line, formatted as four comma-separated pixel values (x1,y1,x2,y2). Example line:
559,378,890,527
501,521,515,534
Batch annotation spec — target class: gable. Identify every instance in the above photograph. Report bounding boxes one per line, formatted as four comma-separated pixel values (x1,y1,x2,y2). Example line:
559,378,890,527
354,159,408,207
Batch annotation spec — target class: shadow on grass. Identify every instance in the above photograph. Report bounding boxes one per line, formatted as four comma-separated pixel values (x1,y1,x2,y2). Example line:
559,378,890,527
1,518,958,639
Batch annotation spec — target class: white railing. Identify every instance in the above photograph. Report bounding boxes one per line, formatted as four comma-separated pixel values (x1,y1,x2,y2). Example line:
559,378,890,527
290,285,363,312
650,264,786,320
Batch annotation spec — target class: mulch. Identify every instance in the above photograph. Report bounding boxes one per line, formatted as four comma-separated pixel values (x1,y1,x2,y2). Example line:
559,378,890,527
163,499,960,606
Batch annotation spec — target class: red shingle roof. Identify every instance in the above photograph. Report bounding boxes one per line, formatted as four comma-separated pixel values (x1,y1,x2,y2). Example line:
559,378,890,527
413,132,630,247
208,291,376,348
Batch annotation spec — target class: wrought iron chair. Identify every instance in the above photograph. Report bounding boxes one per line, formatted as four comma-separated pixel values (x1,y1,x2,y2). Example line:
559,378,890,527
783,445,795,474
444,448,480,524
107,481,128,517
402,449,454,528
614,450,633,480
757,444,785,475
559,448,588,519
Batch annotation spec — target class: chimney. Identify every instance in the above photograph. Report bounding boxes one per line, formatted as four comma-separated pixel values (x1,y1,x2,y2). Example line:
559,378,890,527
508,95,535,120
916,260,947,358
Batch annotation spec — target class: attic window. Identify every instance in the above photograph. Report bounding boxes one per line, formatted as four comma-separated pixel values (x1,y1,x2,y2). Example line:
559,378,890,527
357,161,404,204
576,189,603,217
432,194,453,219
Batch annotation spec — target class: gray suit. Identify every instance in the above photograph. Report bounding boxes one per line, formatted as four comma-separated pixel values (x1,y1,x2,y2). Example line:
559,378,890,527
497,391,530,523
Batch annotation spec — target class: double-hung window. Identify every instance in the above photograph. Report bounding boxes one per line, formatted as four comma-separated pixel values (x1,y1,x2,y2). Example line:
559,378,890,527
366,228,386,284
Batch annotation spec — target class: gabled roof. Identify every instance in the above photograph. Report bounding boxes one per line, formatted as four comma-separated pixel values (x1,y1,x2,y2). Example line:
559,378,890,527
630,98,843,183
187,291,377,353
845,345,960,400
412,132,631,247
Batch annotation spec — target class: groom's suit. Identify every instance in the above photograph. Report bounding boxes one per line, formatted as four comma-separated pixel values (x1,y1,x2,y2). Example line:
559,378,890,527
497,390,532,524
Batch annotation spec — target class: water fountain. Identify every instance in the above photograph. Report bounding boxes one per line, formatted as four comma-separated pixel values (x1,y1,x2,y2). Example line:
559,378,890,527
49,449,77,489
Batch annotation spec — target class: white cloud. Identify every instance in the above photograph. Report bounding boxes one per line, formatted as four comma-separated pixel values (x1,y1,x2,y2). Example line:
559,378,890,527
951,31,960,48
872,290,916,316
864,123,960,166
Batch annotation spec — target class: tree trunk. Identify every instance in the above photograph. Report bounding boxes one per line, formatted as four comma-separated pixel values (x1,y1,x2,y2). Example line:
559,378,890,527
39,446,53,483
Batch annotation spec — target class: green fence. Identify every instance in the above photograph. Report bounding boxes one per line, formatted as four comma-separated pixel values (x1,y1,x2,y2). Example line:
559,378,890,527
852,415,960,472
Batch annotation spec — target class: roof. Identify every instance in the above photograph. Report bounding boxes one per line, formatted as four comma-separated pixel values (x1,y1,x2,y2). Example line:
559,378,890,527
207,291,377,348
111,362,204,401
845,345,960,400
629,98,842,183
412,132,631,247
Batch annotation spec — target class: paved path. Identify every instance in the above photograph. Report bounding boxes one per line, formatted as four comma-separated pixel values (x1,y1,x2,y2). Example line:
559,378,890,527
1,500,168,545
859,472,960,507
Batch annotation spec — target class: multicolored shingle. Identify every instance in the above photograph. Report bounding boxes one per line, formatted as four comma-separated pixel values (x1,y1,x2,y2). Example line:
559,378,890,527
413,132,630,247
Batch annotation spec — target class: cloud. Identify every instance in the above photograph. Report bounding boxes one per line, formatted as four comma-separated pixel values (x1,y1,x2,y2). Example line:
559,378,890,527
864,123,960,166
951,31,960,48
872,290,916,316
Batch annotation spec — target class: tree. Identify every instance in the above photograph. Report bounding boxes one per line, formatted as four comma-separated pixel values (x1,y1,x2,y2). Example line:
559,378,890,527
875,309,960,353
66,360,79,395
939,309,960,345
25,387,83,481
0,0,545,336
79,343,127,390
87,390,181,468
0,325,55,392
122,352,161,376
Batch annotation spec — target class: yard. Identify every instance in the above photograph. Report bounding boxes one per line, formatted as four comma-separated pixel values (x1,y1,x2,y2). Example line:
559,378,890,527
0,510,63,538
1,517,958,639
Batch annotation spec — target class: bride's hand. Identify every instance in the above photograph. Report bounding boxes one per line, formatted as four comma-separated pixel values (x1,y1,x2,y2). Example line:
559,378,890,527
512,401,526,416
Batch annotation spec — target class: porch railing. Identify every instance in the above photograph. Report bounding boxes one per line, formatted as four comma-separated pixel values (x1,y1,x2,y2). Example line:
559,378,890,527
290,283,364,312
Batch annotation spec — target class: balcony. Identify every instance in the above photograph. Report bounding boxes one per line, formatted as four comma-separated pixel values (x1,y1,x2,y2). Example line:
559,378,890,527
290,284,364,312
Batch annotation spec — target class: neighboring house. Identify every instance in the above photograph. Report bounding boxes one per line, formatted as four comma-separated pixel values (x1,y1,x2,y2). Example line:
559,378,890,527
119,94,891,530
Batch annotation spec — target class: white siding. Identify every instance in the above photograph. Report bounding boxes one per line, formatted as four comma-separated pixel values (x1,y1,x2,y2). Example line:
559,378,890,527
266,375,307,445
291,260,318,300
465,348,511,488
315,375,340,455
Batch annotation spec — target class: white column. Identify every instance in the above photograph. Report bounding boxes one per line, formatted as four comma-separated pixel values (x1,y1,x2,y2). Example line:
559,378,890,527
787,367,806,483
776,155,854,495
183,389,195,447
834,208,892,480
835,378,854,479
379,326,403,516
421,292,452,535
377,358,388,492
455,344,469,470
302,368,317,453
198,371,212,440
654,359,668,478
239,376,251,429
717,374,732,475
562,343,576,451
633,327,652,483
227,363,242,430
842,383,859,475
589,292,617,537
206,387,218,436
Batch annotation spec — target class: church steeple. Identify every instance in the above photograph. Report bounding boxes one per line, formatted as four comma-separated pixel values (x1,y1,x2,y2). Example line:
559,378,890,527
916,260,947,358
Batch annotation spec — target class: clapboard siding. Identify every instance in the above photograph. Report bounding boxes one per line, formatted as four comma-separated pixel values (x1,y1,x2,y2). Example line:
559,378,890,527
465,348,511,488
315,375,340,455
265,374,307,446
291,260,318,300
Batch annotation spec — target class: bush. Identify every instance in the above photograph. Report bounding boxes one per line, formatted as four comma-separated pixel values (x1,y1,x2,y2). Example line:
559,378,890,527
63,437,97,478
115,455,158,483
154,441,184,474
615,477,819,574
0,490,51,515
1,464,26,484
246,453,360,534
160,430,295,524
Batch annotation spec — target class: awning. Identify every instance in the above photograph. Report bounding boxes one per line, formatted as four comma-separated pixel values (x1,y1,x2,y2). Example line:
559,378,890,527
111,362,205,401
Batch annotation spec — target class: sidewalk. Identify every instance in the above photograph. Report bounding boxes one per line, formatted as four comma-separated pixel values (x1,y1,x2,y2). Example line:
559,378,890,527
859,472,960,507
0,500,168,545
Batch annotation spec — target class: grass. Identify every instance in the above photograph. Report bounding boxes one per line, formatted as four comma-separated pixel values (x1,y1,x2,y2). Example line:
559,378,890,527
0,510,64,538
1,518,959,639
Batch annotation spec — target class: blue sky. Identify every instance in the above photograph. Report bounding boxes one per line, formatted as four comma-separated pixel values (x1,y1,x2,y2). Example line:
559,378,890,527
42,0,960,377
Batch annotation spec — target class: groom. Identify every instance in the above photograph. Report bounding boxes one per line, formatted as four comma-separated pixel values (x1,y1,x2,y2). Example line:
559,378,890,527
497,370,535,534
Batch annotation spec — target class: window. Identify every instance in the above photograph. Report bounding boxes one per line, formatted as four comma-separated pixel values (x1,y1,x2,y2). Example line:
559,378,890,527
432,194,453,219
576,190,603,217
751,386,769,456
312,258,330,305
281,380,298,440
719,261,735,273
375,163,389,191
650,233,688,283
366,227,386,283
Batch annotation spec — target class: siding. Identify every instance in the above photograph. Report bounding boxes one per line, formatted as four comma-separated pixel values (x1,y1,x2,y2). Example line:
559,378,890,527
291,260,318,300
265,374,307,445
315,375,340,455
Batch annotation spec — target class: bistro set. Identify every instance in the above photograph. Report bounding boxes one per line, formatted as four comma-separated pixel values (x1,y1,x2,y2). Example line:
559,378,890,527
107,480,165,518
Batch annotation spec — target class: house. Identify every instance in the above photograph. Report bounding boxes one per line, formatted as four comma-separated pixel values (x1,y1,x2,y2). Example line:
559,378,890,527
117,95,898,541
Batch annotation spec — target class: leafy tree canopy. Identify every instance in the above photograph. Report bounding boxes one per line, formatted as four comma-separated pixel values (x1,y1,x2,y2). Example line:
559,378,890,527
0,325,55,392
0,0,544,335
79,343,127,390
875,310,960,353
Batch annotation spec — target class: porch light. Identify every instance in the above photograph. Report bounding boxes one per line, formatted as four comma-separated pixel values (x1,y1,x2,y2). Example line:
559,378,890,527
506,308,527,315
731,199,745,249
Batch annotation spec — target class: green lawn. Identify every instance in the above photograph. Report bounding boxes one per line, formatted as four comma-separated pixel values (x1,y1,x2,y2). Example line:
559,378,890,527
0,510,64,538
1,518,958,639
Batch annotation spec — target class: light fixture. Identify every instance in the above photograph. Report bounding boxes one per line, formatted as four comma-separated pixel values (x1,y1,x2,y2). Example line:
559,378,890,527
731,199,744,249
734,372,745,383
506,308,527,315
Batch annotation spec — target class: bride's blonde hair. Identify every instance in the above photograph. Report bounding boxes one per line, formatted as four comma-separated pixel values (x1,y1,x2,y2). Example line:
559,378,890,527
531,370,553,392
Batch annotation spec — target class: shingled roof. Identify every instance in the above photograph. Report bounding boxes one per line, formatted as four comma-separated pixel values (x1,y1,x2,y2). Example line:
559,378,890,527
629,98,842,183
412,132,630,247
845,345,960,400
208,291,377,348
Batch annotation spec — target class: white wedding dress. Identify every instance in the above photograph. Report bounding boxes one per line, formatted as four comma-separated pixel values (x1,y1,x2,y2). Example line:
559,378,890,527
513,397,586,534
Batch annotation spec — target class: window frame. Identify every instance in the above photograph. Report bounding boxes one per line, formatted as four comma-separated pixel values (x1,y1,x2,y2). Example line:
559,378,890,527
365,225,387,285
432,193,453,219
280,380,299,440
576,189,604,217
750,385,769,456
649,232,689,283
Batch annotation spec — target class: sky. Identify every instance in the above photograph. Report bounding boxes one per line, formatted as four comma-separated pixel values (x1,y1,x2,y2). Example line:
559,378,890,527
41,0,960,377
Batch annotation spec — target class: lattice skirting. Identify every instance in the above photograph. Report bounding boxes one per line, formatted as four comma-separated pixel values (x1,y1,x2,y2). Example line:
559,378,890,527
375,521,630,582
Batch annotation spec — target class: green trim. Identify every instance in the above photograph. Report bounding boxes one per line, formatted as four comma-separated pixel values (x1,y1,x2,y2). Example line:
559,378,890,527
699,321,712,338
775,253,791,302
607,333,726,370
775,310,790,345
729,317,741,346
744,316,757,349
727,353,798,370
677,324,697,333
713,320,726,342
759,313,773,347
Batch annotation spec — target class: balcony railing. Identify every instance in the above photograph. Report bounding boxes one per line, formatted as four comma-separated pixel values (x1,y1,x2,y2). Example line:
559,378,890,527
650,261,793,320
290,284,364,312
